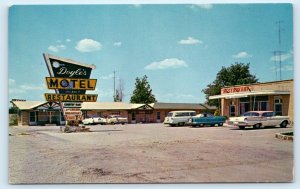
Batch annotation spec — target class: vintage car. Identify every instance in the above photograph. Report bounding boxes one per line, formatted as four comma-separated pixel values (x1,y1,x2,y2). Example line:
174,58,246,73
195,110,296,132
163,110,196,126
92,117,107,125
188,113,226,127
82,117,94,125
106,115,128,125
229,111,290,129
82,117,106,125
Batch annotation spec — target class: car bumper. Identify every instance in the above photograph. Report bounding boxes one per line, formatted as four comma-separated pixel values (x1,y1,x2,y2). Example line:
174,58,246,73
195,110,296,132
233,121,250,126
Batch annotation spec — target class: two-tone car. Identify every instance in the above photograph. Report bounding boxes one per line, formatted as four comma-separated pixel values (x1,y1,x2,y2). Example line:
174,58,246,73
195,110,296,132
188,113,226,127
163,110,196,126
82,117,106,125
106,115,128,125
229,111,290,129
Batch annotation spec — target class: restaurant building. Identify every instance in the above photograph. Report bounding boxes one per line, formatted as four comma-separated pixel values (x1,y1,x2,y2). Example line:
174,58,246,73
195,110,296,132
209,79,293,124
10,100,216,126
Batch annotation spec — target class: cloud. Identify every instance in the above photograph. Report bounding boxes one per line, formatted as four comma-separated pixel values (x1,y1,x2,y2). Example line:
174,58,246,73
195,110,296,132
232,51,252,59
178,37,202,45
48,44,66,52
19,84,44,90
145,58,188,70
66,39,71,42
113,42,122,47
189,4,213,10
9,82,44,94
99,73,114,80
9,78,15,85
75,39,102,52
270,51,293,62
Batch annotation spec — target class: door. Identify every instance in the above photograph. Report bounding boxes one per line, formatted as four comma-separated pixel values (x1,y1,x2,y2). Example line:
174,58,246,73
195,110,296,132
29,111,37,126
274,96,283,116
230,105,236,117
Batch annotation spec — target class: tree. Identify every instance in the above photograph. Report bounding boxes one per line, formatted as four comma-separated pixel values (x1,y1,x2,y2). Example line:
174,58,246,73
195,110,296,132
130,75,157,103
202,63,258,107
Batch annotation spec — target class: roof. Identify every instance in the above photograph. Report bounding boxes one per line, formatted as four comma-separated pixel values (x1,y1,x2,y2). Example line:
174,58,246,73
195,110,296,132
11,101,47,110
44,53,96,69
149,102,216,110
82,102,133,110
222,79,293,89
209,90,290,100
11,101,216,111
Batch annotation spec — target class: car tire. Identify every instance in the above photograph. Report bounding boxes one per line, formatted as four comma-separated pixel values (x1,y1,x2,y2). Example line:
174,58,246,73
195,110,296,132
111,122,115,125
253,123,261,129
280,121,288,128
239,126,245,130
218,123,223,126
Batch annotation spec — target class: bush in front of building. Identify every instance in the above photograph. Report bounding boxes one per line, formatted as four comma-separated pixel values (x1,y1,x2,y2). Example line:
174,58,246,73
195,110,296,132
214,109,220,116
9,114,18,126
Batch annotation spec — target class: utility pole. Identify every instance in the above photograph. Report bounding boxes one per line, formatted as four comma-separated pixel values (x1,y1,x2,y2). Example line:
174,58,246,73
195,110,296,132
275,20,284,80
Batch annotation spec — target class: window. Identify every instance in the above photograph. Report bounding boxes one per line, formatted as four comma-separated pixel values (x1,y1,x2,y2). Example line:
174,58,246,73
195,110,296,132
242,112,259,117
167,112,173,117
175,112,191,117
253,101,269,111
29,112,36,122
230,105,235,117
274,96,283,116
190,112,196,116
131,112,136,121
156,112,160,120
240,102,250,115
262,112,274,117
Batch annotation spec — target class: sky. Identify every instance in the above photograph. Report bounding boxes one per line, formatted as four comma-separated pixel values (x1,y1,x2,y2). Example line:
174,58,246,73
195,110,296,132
8,3,294,103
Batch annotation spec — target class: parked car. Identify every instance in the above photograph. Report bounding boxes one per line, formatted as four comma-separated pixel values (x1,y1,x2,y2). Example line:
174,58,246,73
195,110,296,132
82,117,94,125
92,117,107,125
82,117,106,125
106,115,128,125
188,113,226,127
163,110,196,126
229,111,290,129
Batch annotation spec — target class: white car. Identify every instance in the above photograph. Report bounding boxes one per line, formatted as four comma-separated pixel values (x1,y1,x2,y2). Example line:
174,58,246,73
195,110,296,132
163,110,196,126
82,118,94,125
229,111,290,129
92,117,107,125
106,115,128,125
83,117,106,125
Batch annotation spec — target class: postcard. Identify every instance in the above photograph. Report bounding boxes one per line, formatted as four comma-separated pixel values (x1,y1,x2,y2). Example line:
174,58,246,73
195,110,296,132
8,4,294,184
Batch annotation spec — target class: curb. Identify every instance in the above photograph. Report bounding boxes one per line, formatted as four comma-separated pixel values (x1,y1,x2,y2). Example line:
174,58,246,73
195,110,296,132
275,132,293,141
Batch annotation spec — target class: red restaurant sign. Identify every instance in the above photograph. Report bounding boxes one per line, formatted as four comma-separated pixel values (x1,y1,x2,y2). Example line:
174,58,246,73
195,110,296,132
222,86,251,94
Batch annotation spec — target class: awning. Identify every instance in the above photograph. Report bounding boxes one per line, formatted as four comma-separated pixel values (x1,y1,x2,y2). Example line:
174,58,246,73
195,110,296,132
209,90,290,100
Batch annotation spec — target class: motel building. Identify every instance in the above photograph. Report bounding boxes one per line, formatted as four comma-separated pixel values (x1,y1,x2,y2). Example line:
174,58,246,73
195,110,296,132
10,100,216,126
209,79,294,124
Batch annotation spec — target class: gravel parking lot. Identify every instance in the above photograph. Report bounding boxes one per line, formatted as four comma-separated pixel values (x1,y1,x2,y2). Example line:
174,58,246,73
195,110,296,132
9,123,293,183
